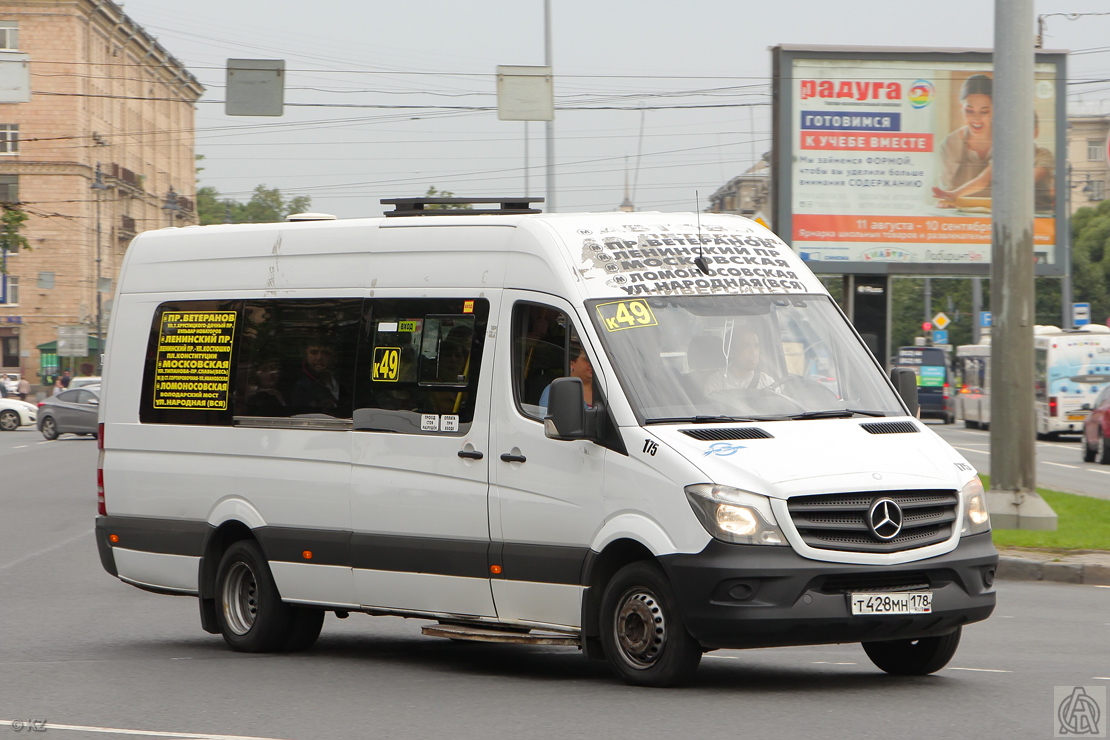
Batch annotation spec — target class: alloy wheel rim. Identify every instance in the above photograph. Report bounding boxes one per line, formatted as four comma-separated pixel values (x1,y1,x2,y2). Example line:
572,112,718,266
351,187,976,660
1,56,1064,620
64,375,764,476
222,561,259,636
613,587,666,669
0,411,16,431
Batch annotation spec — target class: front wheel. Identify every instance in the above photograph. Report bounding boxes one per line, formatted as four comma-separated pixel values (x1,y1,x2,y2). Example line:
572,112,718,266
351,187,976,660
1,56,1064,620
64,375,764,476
39,416,59,440
1098,429,1110,465
0,409,18,431
863,627,961,675
1083,434,1096,463
214,540,322,652
599,561,701,687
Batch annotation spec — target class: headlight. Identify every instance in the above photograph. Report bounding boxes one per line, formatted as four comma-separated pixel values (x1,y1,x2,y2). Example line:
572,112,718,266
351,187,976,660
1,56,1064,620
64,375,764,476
959,476,991,536
684,484,787,546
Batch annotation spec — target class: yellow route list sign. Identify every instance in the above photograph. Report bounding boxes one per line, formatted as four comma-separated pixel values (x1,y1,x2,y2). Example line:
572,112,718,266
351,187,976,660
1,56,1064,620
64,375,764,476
153,311,237,409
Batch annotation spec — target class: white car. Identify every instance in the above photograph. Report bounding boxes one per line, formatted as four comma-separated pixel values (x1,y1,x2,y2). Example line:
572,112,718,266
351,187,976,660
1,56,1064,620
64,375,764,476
0,397,37,431
1,373,19,394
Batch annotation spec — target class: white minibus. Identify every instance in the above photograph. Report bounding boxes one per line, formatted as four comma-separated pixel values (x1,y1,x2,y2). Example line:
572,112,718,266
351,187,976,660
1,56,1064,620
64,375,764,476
95,200,996,686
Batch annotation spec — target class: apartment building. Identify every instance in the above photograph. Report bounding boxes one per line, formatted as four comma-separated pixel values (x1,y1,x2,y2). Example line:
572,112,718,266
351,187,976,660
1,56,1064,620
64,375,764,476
0,0,202,386
1067,101,1110,213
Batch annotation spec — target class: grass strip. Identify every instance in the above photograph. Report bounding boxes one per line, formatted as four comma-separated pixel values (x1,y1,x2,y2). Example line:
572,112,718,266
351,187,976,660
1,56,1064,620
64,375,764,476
980,474,1110,550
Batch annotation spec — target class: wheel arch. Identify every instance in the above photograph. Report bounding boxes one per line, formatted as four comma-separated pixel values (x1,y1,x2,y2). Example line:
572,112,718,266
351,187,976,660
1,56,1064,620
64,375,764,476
578,537,656,659
197,519,257,634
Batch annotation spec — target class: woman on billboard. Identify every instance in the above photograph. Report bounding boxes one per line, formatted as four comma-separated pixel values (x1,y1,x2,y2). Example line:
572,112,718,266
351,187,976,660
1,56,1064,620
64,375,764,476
933,73,993,206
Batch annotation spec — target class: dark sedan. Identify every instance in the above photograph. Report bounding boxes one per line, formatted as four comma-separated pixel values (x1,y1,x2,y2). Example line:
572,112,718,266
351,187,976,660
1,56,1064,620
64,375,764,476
38,386,99,439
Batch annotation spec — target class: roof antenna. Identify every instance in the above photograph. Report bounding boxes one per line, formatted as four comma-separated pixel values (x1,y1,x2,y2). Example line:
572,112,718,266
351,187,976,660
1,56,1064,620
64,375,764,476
694,190,710,275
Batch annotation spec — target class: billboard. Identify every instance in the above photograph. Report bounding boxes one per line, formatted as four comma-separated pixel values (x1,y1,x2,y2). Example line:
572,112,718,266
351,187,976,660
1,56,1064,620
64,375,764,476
772,46,1067,276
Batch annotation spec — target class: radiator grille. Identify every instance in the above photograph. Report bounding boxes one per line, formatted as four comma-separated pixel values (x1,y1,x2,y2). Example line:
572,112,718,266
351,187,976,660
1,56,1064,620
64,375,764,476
679,427,773,441
787,489,958,553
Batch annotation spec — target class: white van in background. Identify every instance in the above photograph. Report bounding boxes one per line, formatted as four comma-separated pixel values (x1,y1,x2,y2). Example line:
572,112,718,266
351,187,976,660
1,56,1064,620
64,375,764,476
95,199,996,686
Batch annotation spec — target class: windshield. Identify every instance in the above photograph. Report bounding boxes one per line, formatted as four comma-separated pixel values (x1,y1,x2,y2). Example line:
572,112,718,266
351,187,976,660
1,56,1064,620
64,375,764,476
587,294,905,422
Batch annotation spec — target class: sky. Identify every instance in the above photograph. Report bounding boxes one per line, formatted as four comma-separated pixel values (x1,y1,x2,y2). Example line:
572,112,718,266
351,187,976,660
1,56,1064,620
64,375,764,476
114,0,1110,219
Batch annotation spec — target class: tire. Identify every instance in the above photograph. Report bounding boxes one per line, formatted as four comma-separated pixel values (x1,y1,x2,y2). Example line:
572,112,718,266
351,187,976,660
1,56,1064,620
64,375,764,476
214,540,321,652
963,419,978,429
863,626,962,676
1084,434,1097,463
599,561,702,687
943,412,955,425
39,416,59,440
1098,429,1110,466
0,409,18,432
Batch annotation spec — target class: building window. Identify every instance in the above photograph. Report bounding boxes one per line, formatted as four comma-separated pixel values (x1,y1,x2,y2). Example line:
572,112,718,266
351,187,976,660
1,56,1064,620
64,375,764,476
0,274,16,305
1,335,18,367
0,125,18,154
1091,179,1106,202
1088,140,1105,162
0,174,17,204
0,21,18,50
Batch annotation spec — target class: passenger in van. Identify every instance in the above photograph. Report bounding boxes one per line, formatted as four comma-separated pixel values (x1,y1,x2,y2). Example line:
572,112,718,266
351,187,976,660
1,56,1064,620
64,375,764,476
704,328,776,394
245,359,287,416
289,339,346,415
539,341,594,411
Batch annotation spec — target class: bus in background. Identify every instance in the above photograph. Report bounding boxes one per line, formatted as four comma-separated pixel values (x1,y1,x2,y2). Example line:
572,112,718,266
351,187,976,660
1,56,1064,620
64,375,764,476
955,325,1110,437
892,346,954,424
888,346,950,421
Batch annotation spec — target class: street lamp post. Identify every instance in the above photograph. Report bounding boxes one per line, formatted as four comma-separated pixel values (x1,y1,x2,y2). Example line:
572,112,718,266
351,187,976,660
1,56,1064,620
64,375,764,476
91,163,109,373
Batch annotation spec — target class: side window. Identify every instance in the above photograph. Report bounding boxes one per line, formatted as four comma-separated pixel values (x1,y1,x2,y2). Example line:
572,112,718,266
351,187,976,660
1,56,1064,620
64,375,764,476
512,302,593,421
353,298,488,434
74,390,95,405
235,299,362,420
140,300,241,426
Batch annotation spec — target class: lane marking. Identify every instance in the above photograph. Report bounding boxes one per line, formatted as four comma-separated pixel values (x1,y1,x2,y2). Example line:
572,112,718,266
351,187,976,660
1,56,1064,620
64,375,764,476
705,655,741,660
1044,461,1080,470
13,444,27,449
0,722,290,740
946,667,1012,673
0,530,91,573
811,661,857,665
1095,677,1110,680
953,446,989,455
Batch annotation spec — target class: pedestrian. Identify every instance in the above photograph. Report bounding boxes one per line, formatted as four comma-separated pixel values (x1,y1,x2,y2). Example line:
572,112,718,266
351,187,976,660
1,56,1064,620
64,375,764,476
60,370,71,388
17,376,30,401
52,374,64,395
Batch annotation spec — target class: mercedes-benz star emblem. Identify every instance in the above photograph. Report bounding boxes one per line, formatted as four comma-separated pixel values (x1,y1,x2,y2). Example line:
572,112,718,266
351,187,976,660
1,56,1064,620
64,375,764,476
868,498,903,540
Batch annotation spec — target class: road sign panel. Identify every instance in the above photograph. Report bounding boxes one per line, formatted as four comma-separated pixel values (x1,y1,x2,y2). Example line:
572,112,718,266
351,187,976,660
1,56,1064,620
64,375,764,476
932,312,951,330
1073,302,1091,327
932,329,948,345
979,311,992,328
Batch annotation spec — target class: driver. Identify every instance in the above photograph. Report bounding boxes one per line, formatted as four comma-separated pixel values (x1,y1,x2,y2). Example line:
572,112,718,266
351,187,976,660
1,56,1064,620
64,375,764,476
704,328,776,394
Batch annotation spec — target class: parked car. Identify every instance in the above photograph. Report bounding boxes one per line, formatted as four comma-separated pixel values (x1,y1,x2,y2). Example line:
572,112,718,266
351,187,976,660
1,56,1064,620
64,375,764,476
69,376,102,389
37,387,99,439
2,373,19,395
0,397,37,431
1082,385,1110,464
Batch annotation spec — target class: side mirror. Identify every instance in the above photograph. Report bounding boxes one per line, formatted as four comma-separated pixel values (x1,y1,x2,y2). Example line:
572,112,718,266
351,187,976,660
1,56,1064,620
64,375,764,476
544,377,588,440
890,367,920,418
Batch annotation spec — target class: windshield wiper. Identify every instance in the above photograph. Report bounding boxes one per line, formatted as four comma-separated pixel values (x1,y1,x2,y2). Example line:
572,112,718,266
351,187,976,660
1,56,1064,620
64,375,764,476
781,409,889,420
644,415,763,425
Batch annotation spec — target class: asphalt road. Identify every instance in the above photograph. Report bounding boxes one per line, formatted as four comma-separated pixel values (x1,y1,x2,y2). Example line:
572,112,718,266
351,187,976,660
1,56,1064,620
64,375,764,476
1,427,1107,740
928,421,1110,500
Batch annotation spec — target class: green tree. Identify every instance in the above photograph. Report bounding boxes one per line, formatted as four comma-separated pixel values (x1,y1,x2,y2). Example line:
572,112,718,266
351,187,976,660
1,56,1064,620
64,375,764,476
423,186,470,210
1070,199,1110,326
196,184,311,225
0,205,30,272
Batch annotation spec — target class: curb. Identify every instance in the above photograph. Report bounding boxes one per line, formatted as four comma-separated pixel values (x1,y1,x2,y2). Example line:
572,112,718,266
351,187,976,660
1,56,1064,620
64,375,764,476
997,556,1110,585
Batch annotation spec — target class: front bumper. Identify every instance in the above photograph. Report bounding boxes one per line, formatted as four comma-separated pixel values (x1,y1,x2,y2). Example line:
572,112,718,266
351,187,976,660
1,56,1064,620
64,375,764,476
659,532,997,650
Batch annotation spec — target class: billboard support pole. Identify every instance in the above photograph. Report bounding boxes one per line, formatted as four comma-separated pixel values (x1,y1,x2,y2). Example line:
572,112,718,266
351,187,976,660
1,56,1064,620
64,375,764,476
989,0,1056,529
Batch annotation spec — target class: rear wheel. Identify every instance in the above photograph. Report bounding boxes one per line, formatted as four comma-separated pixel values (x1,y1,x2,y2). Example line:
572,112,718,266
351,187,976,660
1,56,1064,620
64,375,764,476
599,561,701,687
963,419,978,429
1084,433,1097,463
1098,429,1110,465
863,627,961,675
214,540,322,652
39,416,58,440
0,409,18,431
